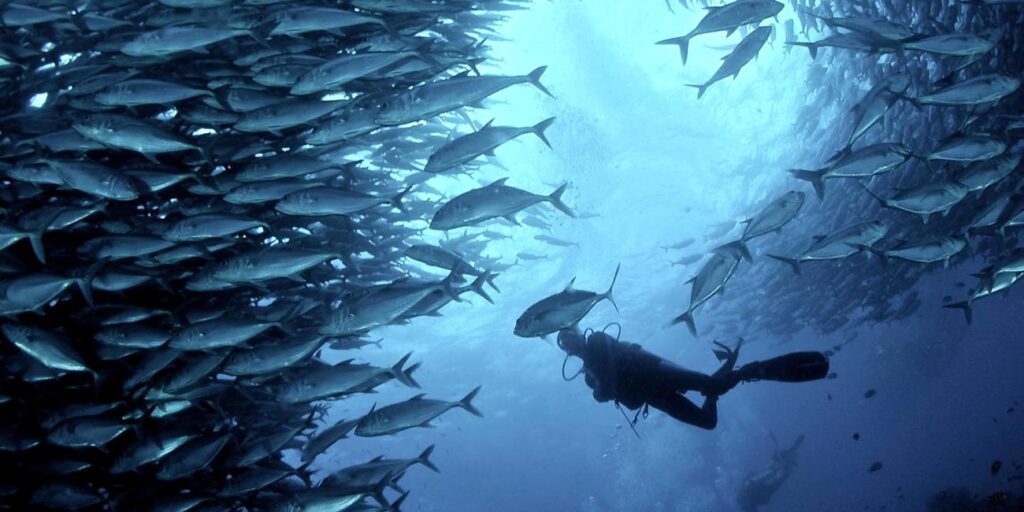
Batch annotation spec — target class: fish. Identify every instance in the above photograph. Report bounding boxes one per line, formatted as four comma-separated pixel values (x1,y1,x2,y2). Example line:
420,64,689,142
723,190,805,260
234,98,349,134
534,234,579,247
657,0,784,65
95,79,213,107
291,51,418,95
320,273,488,335
322,445,439,489
670,245,745,336
514,264,619,338
790,144,913,199
110,431,195,474
430,178,573,230
956,152,1022,193
155,433,231,481
95,324,170,349
860,182,969,223
1,272,96,311
847,75,911,144
425,118,555,172
863,236,967,268
768,221,888,274
302,418,361,463
355,386,483,436
269,6,386,36
902,33,994,57
206,247,339,285
72,114,208,163
121,26,257,57
801,10,916,42
276,186,408,217
222,333,327,376
29,483,103,510
376,66,552,126
168,318,284,351
273,355,420,404
922,134,1006,162
48,416,129,448
403,244,492,280
787,32,898,59
688,26,772,98
944,271,1024,324
911,74,1021,107
163,214,266,242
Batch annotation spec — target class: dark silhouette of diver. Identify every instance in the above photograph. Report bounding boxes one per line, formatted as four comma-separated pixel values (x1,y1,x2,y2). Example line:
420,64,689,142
736,434,804,511
556,327,829,430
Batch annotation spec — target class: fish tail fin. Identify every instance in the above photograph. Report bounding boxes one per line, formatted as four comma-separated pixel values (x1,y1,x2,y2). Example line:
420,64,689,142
943,301,973,325
786,42,818,59
458,385,483,417
418,445,440,473
483,271,501,293
547,183,575,218
465,271,494,304
392,352,420,388
27,231,46,264
657,35,690,65
686,83,709,99
715,240,752,262
77,260,105,307
390,185,412,213
671,311,697,336
389,491,409,511
767,254,801,275
526,66,553,98
531,117,556,148
788,169,825,200
604,263,621,312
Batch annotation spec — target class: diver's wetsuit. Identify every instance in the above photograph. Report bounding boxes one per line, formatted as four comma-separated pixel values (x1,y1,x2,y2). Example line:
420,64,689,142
559,329,734,429
557,329,829,430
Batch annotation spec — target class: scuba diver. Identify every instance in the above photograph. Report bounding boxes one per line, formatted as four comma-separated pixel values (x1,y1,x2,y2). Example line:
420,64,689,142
556,327,829,430
736,434,805,511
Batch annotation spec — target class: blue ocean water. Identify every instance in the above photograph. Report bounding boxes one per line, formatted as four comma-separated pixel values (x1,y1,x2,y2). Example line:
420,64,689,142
317,2,1024,511
2,1,1020,511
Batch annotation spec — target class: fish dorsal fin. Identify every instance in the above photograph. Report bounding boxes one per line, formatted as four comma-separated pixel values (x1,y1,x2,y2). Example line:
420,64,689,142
488,177,509,187
704,5,722,10
370,455,385,462
481,118,494,130
410,393,426,400
452,69,471,79
685,276,696,284
812,235,826,241
563,277,576,291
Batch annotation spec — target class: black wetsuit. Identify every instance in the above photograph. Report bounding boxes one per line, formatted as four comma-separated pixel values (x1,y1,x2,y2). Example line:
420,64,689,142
562,330,829,430
570,330,728,430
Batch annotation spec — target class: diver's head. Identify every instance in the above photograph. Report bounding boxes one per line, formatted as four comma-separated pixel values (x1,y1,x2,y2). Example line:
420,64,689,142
556,328,585,355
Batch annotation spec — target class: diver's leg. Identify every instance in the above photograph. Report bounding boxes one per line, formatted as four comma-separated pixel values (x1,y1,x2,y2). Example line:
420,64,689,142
657,361,737,396
646,392,719,430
